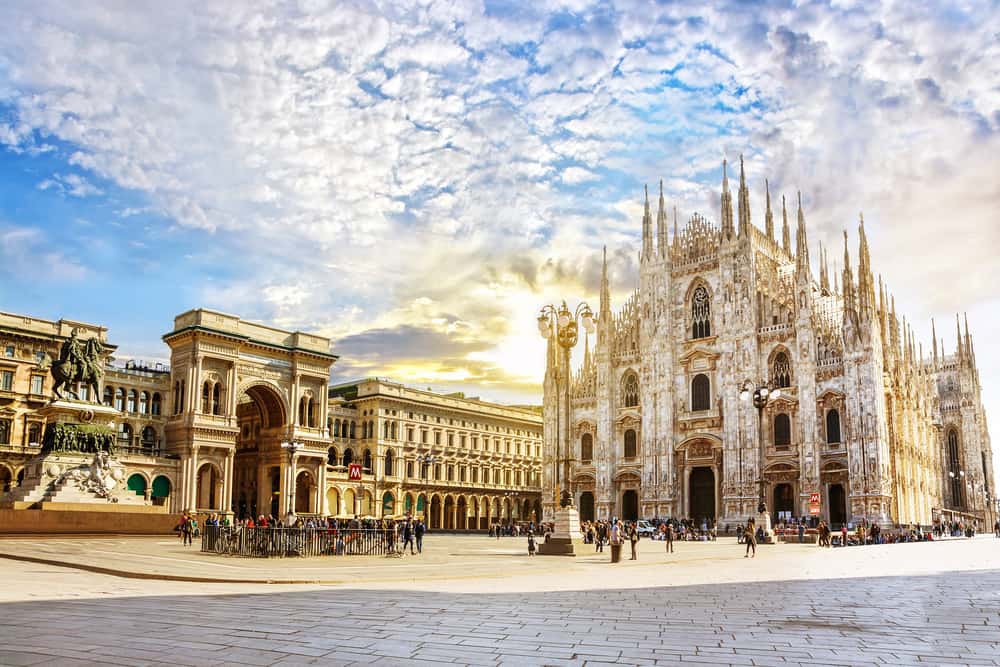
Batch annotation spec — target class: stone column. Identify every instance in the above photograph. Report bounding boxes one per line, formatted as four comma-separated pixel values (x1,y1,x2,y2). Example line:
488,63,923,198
221,449,234,515
291,373,301,427
188,446,200,510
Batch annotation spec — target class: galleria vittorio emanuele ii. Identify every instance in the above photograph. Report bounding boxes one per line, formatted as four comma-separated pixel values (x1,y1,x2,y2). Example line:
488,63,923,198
542,158,994,531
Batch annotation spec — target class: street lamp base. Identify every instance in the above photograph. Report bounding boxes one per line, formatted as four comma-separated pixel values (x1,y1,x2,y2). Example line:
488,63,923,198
538,507,583,556
758,510,774,543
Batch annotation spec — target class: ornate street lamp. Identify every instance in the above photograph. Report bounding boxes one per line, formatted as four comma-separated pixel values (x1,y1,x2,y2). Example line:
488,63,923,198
538,301,595,510
738,379,781,537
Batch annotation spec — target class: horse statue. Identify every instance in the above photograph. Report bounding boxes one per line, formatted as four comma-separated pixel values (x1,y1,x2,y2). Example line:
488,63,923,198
37,329,105,402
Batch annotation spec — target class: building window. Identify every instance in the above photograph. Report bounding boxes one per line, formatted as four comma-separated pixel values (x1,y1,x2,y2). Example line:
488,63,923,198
103,386,113,406
621,372,639,408
772,351,792,388
624,429,637,459
27,423,42,445
691,374,710,411
826,409,841,444
691,285,711,338
581,433,593,462
406,460,414,478
407,427,414,442
435,432,441,446
30,375,44,395
114,388,124,411
774,413,791,447
327,447,338,466
0,370,13,391
447,465,454,481
127,389,137,413
363,449,373,472
151,393,162,416
3,346,13,358
448,433,454,447
118,423,132,448
342,448,354,467
139,391,149,415
0,419,10,445
472,467,478,483
385,449,394,476
141,426,156,450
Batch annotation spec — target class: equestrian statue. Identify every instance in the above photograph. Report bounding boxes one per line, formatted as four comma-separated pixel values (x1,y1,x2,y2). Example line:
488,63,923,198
37,328,105,402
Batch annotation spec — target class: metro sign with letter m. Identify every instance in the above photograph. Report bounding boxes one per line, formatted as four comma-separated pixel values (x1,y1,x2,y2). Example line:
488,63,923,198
348,463,362,481
809,492,821,504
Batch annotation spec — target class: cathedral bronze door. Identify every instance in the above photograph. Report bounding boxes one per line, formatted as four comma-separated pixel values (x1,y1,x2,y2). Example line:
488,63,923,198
621,490,639,521
828,484,847,528
689,467,715,522
773,483,794,520
579,492,595,522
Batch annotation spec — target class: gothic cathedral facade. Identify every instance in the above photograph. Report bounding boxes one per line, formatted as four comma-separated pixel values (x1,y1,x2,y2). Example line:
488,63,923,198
543,157,995,530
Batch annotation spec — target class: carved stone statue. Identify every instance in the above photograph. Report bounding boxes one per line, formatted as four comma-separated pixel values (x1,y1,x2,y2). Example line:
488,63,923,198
38,328,104,402
59,451,122,502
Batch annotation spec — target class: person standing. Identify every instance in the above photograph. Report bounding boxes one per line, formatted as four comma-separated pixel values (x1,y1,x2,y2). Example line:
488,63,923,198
414,519,425,554
527,531,536,557
744,519,756,558
798,522,805,544
664,522,675,554
628,523,639,560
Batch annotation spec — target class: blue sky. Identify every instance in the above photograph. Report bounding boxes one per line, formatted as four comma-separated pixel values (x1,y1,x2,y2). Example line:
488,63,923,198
1,1,999,446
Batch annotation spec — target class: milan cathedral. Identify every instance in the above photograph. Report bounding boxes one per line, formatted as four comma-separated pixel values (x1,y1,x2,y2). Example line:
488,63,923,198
543,157,995,530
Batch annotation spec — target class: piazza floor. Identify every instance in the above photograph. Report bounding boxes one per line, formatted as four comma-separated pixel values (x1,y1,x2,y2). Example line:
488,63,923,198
0,534,998,666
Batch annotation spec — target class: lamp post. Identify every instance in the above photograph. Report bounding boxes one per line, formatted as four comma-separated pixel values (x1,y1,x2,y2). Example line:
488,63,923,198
738,379,781,539
537,300,594,555
281,440,302,523
537,301,595,511
949,469,965,510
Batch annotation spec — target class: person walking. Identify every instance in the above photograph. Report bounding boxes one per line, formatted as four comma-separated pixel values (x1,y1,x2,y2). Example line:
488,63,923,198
628,522,639,560
403,519,415,555
798,522,805,544
414,519,425,554
182,514,195,547
744,519,756,558
527,531,536,557
664,522,675,554
596,521,605,553
994,519,999,538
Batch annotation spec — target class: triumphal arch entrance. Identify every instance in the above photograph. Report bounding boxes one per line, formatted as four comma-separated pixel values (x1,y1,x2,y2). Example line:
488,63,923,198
163,309,337,518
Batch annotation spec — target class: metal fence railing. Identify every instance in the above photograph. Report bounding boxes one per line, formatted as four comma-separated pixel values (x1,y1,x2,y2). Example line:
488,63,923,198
200,525,398,557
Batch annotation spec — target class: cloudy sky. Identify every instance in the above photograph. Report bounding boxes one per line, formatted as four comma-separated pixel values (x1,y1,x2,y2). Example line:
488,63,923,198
1,1,998,440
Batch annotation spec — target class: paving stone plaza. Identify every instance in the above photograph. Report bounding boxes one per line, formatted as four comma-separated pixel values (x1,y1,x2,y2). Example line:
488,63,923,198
1,534,999,666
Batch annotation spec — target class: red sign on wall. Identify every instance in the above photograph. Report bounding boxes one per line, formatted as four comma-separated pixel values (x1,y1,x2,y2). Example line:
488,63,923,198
809,492,821,504
348,463,362,481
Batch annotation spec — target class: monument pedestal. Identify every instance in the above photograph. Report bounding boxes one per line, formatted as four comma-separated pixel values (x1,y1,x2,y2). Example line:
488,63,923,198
0,400,145,509
538,507,583,556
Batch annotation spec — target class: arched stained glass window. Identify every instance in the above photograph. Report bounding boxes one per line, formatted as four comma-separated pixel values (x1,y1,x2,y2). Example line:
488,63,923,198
692,285,711,338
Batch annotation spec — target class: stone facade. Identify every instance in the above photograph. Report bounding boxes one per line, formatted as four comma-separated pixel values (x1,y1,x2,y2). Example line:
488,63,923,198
544,158,996,530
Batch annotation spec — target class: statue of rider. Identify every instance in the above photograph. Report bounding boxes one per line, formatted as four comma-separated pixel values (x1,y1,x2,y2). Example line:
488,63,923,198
59,328,85,380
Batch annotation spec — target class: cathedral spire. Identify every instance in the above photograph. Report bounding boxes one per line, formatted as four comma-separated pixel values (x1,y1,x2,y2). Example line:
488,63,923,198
641,184,653,262
583,330,591,369
720,159,734,240
955,313,964,363
600,245,610,319
931,317,938,367
737,154,751,239
795,191,810,280
819,242,830,292
672,206,678,249
964,312,972,359
656,179,668,259
764,178,774,240
781,194,791,255
857,213,876,321
878,274,888,344
842,230,856,316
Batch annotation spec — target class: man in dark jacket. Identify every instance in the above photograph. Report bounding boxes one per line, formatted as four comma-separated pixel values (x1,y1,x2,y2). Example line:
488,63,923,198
403,519,415,554
414,519,425,554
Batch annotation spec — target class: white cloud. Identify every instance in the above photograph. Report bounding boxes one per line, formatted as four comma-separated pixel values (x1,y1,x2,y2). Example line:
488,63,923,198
0,0,999,457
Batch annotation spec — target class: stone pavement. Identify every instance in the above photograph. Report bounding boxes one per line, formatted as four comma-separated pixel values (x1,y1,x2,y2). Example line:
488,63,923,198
1,536,999,666
1,533,998,592
0,558,999,667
